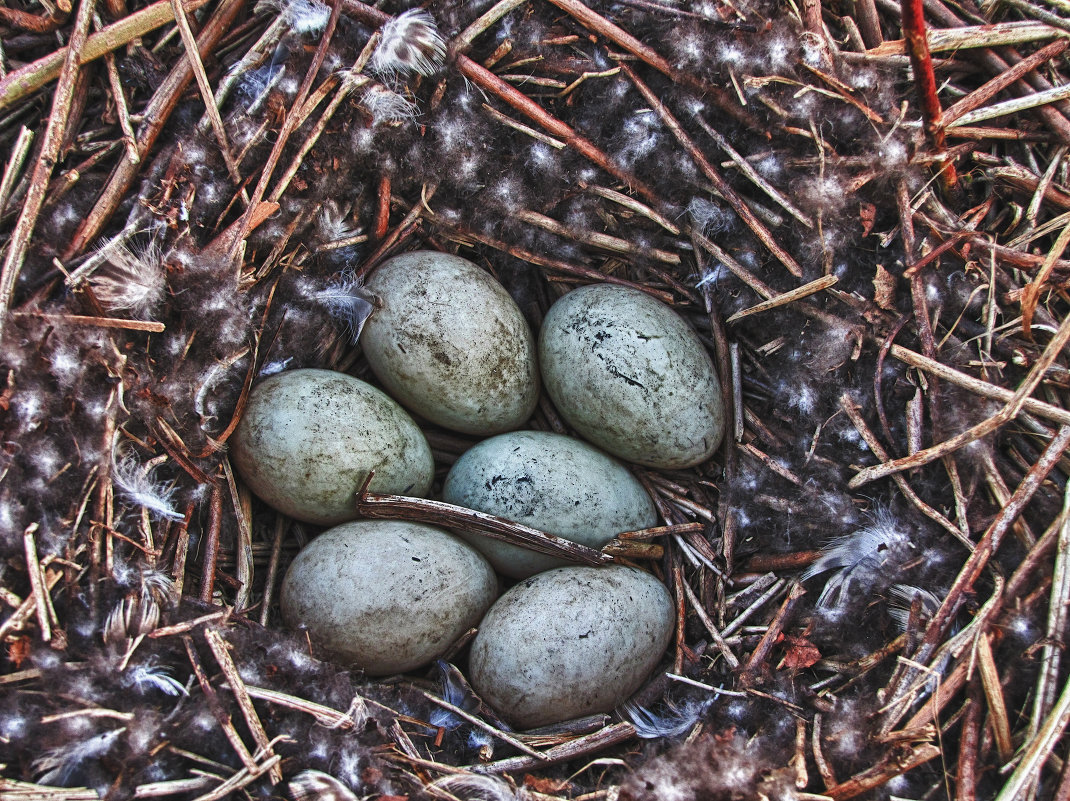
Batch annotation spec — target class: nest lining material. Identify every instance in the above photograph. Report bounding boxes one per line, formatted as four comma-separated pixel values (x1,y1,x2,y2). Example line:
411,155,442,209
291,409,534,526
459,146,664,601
1,0,1069,798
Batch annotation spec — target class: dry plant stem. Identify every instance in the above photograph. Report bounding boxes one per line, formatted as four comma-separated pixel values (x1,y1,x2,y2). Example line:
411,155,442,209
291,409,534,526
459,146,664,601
826,744,941,799
901,0,952,180
225,0,341,266
221,459,253,613
912,425,1070,674
355,484,611,566
204,628,283,784
515,209,681,265
740,582,805,685
415,689,547,761
850,310,1070,487
891,344,1070,427
182,634,258,771
452,0,528,52
168,0,240,183
1031,482,1070,740
0,781,98,800
840,393,971,546
0,127,34,215
996,668,1070,801
727,276,838,323
622,63,803,279
975,634,1013,763
238,684,357,729
856,0,884,46
455,55,660,206
12,311,165,332
426,215,673,303
956,681,983,801
62,0,245,260
199,484,224,604
544,0,753,126
0,0,210,111
681,579,739,668
22,524,50,642
944,39,1069,125
0,0,95,344
258,516,286,627
471,722,636,774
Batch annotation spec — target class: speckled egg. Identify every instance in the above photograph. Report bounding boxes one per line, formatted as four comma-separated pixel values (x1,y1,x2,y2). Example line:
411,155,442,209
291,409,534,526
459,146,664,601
442,431,658,578
539,284,725,469
361,251,539,435
280,521,498,675
469,566,674,728
232,369,433,526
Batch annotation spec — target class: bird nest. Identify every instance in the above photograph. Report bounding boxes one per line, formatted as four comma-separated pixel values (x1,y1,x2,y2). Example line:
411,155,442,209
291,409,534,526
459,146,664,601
2,0,1070,799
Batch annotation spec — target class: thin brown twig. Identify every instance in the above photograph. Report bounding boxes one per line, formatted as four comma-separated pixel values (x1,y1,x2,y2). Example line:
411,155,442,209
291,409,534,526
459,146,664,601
0,0,96,343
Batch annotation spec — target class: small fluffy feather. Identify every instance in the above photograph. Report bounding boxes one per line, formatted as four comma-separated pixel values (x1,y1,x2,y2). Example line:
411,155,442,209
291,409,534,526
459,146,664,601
111,451,184,522
33,728,125,785
802,508,917,608
312,272,376,343
371,9,446,78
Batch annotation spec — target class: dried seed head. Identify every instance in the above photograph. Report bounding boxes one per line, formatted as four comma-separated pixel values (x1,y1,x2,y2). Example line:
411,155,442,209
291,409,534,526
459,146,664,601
370,9,446,78
87,237,167,319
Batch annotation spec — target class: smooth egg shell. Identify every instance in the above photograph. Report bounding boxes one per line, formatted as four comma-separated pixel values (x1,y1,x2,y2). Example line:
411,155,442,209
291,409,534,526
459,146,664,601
442,431,658,578
232,369,433,525
281,521,498,675
469,566,673,728
361,251,539,435
539,284,725,469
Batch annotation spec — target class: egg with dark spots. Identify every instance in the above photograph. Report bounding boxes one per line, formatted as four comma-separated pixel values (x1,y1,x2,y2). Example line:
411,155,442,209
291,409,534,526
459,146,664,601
469,566,673,728
539,284,725,469
442,431,658,578
361,251,539,435
280,521,498,675
232,369,433,525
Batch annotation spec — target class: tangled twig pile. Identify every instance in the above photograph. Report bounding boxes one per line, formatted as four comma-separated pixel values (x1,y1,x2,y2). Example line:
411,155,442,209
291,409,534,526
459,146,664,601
1,0,1070,798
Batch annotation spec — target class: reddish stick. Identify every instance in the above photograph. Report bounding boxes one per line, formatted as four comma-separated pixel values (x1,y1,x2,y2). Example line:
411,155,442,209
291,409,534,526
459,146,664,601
901,0,957,188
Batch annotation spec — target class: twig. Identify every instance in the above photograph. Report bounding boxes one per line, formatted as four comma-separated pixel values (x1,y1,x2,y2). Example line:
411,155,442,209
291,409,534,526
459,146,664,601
237,684,359,729
995,669,1070,801
199,484,224,604
890,344,1070,427
867,21,1070,56
204,628,283,784
622,63,803,278
258,516,287,627
62,0,246,260
727,276,838,323
469,722,636,774
850,312,1070,487
943,38,1069,126
415,688,548,761
0,0,211,111
825,744,941,799
740,582,805,685
168,0,240,182
681,579,740,669
1030,482,1070,742
911,425,1070,673
0,126,33,215
11,312,165,332
22,524,50,642
0,0,96,343
355,477,612,566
